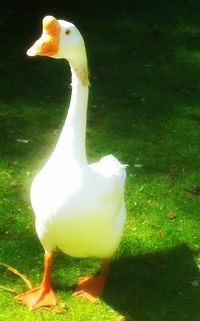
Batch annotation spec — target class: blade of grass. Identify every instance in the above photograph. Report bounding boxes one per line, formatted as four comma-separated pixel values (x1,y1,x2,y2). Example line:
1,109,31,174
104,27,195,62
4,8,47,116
0,285,17,294
0,263,33,289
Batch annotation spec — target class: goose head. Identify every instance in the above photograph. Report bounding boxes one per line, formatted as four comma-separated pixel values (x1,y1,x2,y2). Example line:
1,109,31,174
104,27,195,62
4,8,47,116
27,16,86,66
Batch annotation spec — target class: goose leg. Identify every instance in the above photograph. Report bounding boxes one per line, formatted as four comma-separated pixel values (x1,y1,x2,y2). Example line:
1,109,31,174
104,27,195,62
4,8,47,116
73,259,110,302
16,251,57,310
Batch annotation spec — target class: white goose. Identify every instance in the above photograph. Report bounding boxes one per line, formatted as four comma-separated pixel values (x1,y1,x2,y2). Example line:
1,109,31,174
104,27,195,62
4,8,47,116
16,16,126,310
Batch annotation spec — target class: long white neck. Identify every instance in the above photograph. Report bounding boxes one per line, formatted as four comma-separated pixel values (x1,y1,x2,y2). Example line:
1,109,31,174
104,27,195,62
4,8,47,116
51,62,89,167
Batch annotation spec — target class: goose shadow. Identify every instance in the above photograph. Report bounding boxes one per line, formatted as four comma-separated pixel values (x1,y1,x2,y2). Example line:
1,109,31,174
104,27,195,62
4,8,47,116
103,245,200,321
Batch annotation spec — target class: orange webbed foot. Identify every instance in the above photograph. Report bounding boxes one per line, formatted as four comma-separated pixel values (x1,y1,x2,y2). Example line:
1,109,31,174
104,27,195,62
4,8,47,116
16,285,57,310
73,275,106,302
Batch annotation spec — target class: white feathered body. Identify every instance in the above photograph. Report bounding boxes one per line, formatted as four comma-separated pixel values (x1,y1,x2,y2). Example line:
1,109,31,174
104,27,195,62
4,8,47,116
31,154,126,258
29,18,127,260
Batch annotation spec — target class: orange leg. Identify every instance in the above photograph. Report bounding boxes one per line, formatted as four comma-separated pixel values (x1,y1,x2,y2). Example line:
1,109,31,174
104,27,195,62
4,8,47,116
73,259,110,302
15,251,57,310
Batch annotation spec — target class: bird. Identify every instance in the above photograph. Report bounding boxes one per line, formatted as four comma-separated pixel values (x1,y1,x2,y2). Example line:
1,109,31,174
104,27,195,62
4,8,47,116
16,15,127,310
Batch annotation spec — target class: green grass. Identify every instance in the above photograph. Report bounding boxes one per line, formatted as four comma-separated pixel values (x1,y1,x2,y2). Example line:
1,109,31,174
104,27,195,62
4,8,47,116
0,1,200,320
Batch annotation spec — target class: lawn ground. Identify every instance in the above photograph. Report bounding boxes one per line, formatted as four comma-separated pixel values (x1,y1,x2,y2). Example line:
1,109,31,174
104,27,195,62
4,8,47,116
0,1,199,320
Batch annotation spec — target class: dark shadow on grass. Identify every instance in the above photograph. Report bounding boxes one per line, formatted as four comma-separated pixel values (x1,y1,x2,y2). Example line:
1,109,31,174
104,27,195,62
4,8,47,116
103,245,200,321
1,8,200,131
1,0,200,177
1,239,199,321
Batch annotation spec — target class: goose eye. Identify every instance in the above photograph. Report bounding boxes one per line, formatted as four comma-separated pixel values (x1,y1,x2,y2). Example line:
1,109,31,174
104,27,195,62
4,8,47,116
65,29,70,35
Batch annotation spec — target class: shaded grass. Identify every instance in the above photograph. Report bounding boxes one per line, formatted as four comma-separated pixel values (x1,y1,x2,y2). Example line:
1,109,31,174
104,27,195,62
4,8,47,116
0,0,200,320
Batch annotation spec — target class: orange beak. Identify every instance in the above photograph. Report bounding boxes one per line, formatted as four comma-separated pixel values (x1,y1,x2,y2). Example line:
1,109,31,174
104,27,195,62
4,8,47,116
27,16,60,57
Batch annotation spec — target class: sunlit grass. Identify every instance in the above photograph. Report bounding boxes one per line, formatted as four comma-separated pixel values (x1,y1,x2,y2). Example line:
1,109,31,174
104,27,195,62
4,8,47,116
0,1,200,320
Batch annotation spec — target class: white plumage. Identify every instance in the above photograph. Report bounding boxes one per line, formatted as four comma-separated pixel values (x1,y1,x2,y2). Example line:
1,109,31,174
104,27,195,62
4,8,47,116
16,15,127,309
29,18,127,260
31,154,126,258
